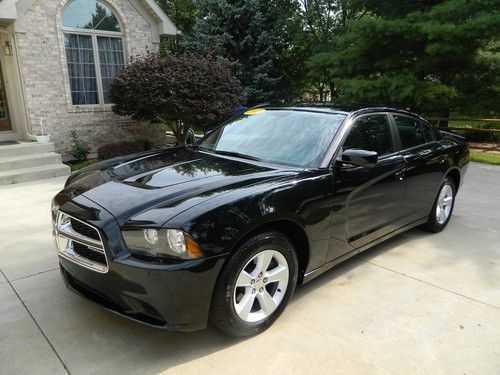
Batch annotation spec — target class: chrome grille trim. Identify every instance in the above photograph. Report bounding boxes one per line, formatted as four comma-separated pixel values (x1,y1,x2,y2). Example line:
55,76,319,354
54,211,109,273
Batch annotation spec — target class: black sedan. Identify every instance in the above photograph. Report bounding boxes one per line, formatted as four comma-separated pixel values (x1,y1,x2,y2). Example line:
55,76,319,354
52,106,469,336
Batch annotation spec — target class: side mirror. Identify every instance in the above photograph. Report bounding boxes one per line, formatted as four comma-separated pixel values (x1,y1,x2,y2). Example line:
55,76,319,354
185,128,196,145
341,149,378,168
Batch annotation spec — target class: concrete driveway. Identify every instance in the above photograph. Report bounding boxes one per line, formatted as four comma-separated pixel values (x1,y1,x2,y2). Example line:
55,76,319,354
1,162,499,375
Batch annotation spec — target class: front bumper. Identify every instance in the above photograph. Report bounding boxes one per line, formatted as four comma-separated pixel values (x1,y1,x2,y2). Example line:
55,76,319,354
53,193,225,332
59,255,224,331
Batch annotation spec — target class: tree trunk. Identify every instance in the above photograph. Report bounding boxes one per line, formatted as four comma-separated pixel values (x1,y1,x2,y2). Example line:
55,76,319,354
438,108,450,128
177,139,186,146
318,85,324,102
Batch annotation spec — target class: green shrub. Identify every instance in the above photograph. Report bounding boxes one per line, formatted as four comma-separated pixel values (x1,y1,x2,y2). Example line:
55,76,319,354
69,130,90,161
454,123,500,143
97,140,152,160
110,53,242,145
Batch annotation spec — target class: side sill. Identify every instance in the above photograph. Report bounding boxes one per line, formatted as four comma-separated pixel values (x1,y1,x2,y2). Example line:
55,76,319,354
302,217,428,284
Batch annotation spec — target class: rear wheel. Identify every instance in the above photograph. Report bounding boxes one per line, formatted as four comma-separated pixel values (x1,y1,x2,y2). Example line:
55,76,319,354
210,231,298,336
423,177,456,232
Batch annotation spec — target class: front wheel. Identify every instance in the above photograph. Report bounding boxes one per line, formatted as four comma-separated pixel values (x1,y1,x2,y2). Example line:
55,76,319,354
210,231,298,336
423,177,456,232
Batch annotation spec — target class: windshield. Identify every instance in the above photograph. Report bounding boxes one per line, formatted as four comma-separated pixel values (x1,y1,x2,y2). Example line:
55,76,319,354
199,110,346,167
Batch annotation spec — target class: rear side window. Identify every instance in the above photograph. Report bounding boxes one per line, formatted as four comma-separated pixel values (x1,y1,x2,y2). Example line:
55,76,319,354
343,115,394,156
393,115,435,149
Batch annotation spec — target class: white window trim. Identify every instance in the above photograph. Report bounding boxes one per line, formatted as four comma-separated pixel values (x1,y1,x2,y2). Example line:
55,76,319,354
62,29,125,108
60,0,126,110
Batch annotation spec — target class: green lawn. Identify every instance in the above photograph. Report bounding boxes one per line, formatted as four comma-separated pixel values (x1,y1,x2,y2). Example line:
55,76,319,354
448,121,500,130
470,151,500,165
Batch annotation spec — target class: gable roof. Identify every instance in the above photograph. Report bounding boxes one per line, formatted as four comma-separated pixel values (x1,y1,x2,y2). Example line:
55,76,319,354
139,0,180,36
5,0,179,37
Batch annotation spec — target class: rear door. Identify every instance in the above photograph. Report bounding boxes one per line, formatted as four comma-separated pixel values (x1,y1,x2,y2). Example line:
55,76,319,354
328,114,406,261
390,114,446,223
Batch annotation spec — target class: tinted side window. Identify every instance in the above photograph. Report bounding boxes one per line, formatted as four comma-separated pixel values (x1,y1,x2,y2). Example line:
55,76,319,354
421,121,437,142
394,115,434,149
343,115,394,156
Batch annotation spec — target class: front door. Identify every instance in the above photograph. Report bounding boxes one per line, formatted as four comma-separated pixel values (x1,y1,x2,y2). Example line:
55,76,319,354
0,61,12,133
327,114,406,261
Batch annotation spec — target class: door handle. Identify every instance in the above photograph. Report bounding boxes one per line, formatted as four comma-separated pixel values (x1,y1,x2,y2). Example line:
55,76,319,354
438,155,446,164
394,171,404,181
418,150,432,157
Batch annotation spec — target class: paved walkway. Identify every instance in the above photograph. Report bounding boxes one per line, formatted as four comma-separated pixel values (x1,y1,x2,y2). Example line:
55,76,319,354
0,163,499,374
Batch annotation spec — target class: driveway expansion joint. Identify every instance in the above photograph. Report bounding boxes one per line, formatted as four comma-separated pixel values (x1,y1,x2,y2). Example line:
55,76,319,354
10,267,59,282
360,258,500,311
0,268,71,375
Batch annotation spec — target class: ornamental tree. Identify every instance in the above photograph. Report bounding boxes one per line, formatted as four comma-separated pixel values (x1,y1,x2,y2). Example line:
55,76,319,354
110,53,242,145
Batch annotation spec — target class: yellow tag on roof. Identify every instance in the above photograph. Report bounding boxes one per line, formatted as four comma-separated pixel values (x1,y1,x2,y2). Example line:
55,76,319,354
244,108,266,115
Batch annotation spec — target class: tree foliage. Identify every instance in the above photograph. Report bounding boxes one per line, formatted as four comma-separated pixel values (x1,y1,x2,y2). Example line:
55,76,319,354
186,0,302,104
110,53,242,144
308,0,500,116
156,0,197,55
152,0,499,117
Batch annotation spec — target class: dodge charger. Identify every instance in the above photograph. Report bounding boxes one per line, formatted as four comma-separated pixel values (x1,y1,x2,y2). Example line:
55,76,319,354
52,106,469,336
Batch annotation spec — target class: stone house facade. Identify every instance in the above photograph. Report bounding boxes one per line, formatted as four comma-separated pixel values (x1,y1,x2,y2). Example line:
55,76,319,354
0,0,178,157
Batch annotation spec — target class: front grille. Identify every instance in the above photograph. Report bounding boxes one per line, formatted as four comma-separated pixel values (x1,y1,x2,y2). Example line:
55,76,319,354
70,218,100,241
73,243,106,265
54,211,108,273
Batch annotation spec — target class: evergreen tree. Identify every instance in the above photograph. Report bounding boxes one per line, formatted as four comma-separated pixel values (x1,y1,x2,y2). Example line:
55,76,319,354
156,0,198,55
309,0,500,119
186,0,300,104
299,0,367,100
156,0,198,33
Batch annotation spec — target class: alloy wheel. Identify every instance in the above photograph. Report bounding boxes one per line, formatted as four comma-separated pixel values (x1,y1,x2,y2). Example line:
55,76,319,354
436,183,454,224
233,250,289,323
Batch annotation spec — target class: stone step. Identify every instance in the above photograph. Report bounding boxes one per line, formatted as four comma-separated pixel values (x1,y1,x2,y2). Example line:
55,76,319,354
0,152,63,172
0,164,71,185
0,142,55,158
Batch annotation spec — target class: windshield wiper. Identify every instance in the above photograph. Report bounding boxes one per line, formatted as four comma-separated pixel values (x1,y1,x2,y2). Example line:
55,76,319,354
210,149,264,162
193,144,264,162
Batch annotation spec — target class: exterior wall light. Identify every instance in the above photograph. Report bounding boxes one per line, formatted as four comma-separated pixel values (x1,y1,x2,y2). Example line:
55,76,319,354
3,41,13,56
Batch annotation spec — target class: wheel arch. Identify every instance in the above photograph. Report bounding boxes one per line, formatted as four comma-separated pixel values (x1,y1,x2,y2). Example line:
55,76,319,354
445,167,461,191
230,219,310,283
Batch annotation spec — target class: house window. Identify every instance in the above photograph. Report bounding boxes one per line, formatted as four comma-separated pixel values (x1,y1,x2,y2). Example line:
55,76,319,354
62,0,124,106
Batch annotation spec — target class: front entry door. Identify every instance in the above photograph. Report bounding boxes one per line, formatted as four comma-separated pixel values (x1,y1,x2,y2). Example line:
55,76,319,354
0,61,12,133
327,114,405,261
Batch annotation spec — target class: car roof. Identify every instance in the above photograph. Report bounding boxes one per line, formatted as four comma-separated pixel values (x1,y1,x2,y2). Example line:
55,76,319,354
263,103,425,121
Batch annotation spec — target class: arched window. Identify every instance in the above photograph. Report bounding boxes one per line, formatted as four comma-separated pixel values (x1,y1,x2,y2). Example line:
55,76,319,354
62,0,124,106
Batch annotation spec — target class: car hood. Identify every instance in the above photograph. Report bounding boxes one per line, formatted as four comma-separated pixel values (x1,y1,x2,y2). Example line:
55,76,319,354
57,147,298,225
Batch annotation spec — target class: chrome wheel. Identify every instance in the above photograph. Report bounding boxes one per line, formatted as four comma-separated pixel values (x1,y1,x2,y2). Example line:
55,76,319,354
436,183,454,224
233,250,289,323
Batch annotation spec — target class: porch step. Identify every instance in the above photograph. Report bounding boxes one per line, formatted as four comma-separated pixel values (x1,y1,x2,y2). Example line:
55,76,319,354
0,142,70,185
0,164,71,185
0,152,63,171
0,142,55,158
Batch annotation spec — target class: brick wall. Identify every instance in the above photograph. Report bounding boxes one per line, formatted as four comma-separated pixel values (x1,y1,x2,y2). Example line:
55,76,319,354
16,0,167,157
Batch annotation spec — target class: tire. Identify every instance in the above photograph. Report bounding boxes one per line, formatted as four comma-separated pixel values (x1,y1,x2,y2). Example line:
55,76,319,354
210,231,298,337
423,177,456,233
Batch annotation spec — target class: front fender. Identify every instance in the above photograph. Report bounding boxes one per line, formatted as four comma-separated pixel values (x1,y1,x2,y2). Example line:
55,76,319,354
166,171,334,269
169,187,307,257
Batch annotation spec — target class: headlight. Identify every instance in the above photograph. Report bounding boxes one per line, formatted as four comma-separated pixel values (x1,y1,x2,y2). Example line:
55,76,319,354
122,229,203,260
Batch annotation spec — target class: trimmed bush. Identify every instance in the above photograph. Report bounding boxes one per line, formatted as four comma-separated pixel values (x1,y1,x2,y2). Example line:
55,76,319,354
97,140,152,161
110,53,242,145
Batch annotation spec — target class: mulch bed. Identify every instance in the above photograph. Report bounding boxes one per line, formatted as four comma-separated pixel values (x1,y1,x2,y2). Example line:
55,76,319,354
468,142,500,154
